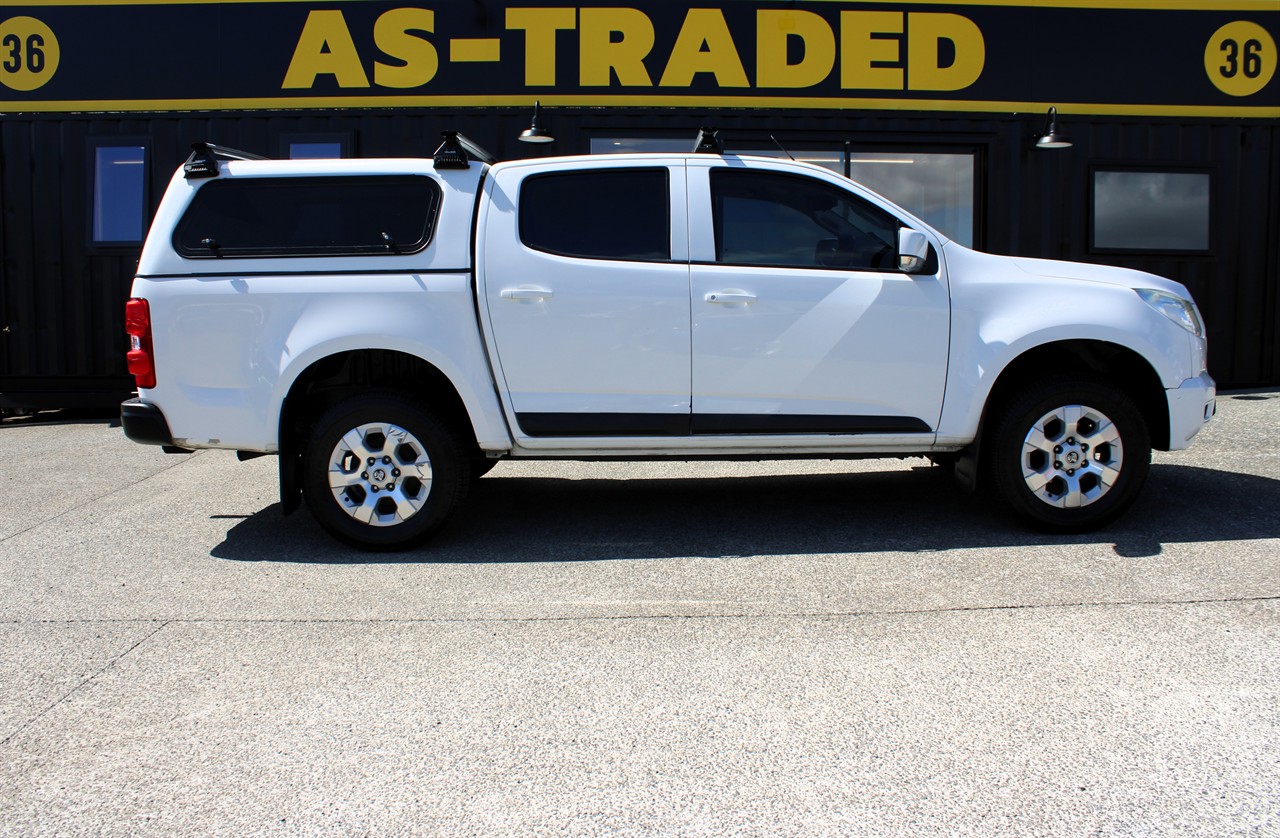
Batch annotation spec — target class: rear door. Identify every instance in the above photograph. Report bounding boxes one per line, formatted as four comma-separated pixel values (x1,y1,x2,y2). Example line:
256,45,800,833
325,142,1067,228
480,158,691,441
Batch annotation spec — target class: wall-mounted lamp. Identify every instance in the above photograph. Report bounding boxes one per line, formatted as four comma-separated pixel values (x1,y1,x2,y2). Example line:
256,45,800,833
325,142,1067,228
518,101,554,144
1034,106,1072,150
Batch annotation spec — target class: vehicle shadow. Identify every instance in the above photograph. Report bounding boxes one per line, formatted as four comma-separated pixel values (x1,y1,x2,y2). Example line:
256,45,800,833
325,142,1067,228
209,462,1280,564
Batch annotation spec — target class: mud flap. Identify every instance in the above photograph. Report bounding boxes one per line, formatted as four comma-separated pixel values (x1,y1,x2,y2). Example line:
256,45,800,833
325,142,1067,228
954,439,980,493
279,438,302,516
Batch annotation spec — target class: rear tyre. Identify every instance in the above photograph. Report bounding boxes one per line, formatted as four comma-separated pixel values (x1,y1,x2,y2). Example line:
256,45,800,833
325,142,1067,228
987,377,1150,533
302,391,470,551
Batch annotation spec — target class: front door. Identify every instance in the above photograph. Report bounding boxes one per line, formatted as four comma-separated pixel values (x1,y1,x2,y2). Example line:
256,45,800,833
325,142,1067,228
687,159,949,436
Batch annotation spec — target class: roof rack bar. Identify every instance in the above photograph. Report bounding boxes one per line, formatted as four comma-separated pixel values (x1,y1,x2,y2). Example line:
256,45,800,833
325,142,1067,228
693,127,724,154
432,131,497,170
183,142,269,180
195,142,269,162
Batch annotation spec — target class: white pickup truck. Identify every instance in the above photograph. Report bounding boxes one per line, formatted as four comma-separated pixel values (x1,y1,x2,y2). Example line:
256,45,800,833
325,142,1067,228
121,135,1215,550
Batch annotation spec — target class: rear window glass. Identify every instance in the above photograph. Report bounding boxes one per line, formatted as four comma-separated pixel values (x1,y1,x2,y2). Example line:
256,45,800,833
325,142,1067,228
519,169,670,261
174,175,440,258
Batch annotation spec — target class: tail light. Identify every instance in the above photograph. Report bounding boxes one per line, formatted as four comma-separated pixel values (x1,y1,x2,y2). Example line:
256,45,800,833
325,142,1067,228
125,297,156,389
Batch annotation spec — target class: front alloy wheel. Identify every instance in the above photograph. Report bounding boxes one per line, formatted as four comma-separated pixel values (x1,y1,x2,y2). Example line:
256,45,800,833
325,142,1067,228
989,378,1150,532
1019,405,1123,509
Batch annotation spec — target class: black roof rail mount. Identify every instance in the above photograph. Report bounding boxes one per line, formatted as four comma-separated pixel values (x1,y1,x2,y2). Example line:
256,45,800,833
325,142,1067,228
693,127,724,154
183,142,269,180
432,131,497,170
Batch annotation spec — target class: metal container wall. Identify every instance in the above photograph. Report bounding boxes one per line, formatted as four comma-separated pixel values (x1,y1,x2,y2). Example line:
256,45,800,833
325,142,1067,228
1,108,1275,410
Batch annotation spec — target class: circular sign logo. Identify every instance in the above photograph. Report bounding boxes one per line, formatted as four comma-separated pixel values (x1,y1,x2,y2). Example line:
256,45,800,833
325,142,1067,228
1205,21,1276,97
0,16,60,92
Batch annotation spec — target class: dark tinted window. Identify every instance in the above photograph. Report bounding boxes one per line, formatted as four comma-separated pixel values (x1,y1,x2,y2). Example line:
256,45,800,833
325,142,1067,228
520,169,670,261
174,176,440,258
1092,171,1210,252
712,170,899,270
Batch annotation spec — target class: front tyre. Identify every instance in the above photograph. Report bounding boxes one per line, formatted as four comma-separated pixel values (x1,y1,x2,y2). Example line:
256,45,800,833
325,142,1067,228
987,378,1151,533
302,391,470,551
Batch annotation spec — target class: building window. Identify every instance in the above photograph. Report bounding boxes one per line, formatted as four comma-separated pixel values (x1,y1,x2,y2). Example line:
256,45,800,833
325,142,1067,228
846,152,975,248
1092,170,1211,253
281,133,351,159
591,137,844,174
289,142,343,159
590,137,693,155
592,138,975,247
90,143,148,245
520,169,670,261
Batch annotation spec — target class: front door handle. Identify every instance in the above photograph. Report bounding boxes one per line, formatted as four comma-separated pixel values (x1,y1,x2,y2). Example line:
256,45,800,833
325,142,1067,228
500,286,554,301
705,291,757,304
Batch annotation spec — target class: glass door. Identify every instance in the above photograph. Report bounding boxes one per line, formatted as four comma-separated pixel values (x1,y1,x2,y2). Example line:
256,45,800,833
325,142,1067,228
844,149,976,247
591,136,980,247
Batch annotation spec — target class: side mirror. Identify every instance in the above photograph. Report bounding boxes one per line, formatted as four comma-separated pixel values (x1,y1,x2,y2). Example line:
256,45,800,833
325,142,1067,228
898,228,930,273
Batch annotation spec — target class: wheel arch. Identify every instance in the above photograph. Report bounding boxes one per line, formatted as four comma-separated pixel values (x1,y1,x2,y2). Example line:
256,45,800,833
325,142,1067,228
954,339,1170,493
985,340,1170,450
277,348,481,515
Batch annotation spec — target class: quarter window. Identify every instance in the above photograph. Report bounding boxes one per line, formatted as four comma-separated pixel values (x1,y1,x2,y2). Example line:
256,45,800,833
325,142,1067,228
173,176,440,258
519,169,670,261
711,170,899,270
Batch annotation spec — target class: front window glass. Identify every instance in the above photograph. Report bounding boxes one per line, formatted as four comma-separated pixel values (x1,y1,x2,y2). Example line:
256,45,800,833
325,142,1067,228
520,169,670,261
1092,171,1210,252
711,170,899,270
92,145,147,244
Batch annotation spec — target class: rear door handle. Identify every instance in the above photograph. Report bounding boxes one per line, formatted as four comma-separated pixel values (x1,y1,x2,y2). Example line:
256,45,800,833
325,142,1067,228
705,291,757,304
500,286,554,301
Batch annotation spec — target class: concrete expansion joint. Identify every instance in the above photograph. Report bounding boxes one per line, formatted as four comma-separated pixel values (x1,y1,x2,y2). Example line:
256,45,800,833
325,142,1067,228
2,593,1266,628
0,620,173,747
0,594,1275,632
0,451,204,547
190,592,1278,623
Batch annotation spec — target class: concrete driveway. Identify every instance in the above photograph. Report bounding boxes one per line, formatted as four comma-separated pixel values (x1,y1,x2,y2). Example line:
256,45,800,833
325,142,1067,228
1,393,1277,835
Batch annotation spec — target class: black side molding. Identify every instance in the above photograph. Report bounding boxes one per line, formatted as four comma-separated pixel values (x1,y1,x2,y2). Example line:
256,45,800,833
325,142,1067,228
693,414,931,435
120,398,176,447
515,412,931,438
517,412,691,437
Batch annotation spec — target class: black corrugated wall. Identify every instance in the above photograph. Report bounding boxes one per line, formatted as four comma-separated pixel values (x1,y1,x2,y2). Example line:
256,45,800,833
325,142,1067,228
0,107,1275,410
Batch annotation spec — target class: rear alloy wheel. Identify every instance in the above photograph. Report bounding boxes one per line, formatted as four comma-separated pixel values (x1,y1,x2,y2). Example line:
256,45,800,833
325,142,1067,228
988,378,1150,532
303,392,469,550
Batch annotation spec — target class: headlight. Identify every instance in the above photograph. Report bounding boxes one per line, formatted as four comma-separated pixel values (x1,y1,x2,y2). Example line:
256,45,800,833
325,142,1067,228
1137,289,1203,338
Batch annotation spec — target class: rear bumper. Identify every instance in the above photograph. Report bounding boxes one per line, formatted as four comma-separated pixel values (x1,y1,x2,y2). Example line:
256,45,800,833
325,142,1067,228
120,398,175,446
1166,372,1216,450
